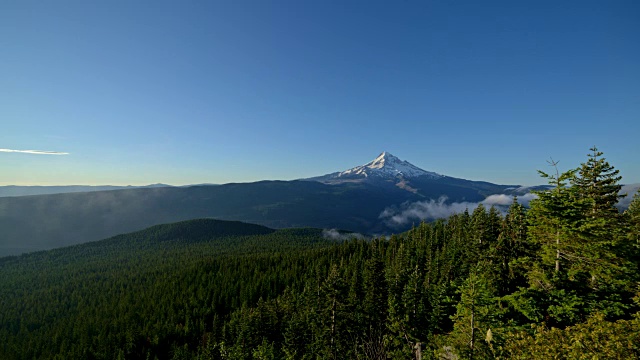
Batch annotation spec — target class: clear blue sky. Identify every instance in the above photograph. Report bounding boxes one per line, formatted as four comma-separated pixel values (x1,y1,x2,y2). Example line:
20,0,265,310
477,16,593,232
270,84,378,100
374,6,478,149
2,0,639,186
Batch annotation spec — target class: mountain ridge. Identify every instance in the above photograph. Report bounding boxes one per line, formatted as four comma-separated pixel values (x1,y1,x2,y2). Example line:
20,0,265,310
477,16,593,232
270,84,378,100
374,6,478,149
0,184,173,198
5,152,635,257
0,152,519,257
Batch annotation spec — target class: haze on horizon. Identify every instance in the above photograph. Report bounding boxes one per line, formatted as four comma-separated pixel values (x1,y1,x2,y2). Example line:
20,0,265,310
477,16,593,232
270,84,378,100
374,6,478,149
2,0,639,187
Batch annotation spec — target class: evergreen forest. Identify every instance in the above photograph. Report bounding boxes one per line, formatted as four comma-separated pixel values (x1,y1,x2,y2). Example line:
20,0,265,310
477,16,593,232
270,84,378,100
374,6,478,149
1,147,639,360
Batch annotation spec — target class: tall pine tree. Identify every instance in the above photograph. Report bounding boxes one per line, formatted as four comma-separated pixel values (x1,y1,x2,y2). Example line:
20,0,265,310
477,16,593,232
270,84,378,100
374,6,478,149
569,147,628,284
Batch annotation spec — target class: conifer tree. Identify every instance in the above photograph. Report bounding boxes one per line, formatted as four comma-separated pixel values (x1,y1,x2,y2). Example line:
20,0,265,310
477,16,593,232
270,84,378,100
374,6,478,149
513,149,636,325
527,158,579,282
470,204,488,246
450,263,500,360
623,190,640,288
626,190,640,245
387,242,416,358
317,265,349,359
363,245,387,329
568,147,628,284
493,198,529,296
573,146,624,217
486,206,503,245
362,246,388,356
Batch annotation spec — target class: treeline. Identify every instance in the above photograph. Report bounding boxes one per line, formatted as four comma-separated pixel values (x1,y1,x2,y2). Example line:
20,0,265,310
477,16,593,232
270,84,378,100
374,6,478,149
1,147,639,359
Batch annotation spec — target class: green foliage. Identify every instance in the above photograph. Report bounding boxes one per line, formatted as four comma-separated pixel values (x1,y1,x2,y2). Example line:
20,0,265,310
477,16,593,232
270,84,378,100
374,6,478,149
624,190,640,248
0,220,334,359
527,163,581,283
502,313,640,359
512,148,638,329
1,147,638,360
492,198,531,296
449,263,502,359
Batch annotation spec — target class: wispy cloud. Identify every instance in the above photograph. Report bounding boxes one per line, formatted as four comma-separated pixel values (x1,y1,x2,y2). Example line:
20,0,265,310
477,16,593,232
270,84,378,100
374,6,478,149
379,193,539,227
322,228,365,241
379,197,477,227
0,148,69,155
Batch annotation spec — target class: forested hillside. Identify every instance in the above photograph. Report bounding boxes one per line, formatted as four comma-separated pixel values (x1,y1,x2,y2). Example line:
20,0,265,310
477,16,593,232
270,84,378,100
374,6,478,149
1,148,639,359
0,180,414,256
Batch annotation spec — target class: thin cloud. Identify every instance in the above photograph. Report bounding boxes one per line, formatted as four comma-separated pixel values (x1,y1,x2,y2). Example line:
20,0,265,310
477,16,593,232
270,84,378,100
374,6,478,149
322,228,365,241
379,193,539,227
379,196,478,227
0,148,69,155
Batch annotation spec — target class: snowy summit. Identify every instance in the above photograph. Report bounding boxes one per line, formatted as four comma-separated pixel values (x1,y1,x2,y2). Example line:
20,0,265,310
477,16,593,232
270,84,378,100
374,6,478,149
339,152,441,179
310,152,442,183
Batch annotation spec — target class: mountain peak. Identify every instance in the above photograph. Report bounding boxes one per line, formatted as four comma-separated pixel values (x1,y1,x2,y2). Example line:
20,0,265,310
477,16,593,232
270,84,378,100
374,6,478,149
369,151,401,169
310,152,442,183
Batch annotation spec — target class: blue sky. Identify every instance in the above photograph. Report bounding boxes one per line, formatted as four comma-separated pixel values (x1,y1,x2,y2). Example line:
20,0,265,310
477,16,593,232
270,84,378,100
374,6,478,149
2,0,639,186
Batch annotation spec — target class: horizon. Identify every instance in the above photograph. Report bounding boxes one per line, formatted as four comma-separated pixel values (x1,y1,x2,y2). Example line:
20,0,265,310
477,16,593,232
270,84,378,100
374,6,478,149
2,149,639,188
3,1,639,187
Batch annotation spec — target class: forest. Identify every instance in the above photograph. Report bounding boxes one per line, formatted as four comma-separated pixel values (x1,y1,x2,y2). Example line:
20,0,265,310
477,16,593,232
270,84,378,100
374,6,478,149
1,147,639,360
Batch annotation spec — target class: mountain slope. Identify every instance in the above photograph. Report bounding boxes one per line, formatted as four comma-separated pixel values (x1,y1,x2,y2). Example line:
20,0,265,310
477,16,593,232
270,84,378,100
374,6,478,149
0,180,415,256
310,151,442,182
0,152,517,256
307,152,513,198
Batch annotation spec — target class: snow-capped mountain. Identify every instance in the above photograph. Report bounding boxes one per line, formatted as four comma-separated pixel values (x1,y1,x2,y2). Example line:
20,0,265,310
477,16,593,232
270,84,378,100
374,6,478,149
310,152,442,183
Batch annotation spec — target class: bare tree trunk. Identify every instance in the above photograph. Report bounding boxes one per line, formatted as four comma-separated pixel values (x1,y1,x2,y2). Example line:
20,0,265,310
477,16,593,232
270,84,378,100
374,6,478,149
414,342,422,360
